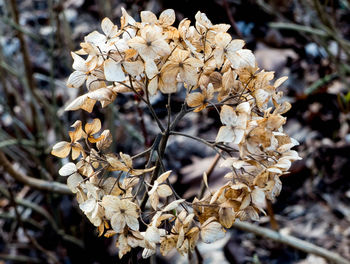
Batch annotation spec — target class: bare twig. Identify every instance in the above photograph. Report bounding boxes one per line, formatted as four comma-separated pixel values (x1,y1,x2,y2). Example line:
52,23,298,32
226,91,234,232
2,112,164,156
0,151,71,195
0,185,83,247
199,153,221,199
232,220,350,264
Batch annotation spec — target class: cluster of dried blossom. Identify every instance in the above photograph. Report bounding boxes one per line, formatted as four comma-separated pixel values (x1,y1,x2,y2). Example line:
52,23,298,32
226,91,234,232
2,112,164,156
51,9,301,259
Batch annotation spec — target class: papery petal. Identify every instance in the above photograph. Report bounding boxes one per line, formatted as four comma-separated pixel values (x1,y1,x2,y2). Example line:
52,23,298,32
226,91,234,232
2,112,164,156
67,71,86,88
51,141,70,158
59,162,77,176
71,52,87,72
145,225,160,243
67,173,83,193
104,59,125,82
145,59,158,79
140,11,157,24
123,60,144,77
80,198,96,214
186,92,204,107
220,105,237,126
159,9,175,26
65,94,96,113
157,184,173,198
111,213,125,233
125,215,139,231
215,126,235,143
251,188,266,208
200,221,225,243
85,118,101,135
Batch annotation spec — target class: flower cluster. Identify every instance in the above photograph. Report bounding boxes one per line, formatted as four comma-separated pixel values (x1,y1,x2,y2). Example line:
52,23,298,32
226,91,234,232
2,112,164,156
52,9,301,259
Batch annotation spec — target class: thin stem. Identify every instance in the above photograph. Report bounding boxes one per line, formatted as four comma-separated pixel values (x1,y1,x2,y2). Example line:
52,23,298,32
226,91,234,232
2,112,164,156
169,131,223,157
0,151,71,195
199,153,221,199
232,220,350,264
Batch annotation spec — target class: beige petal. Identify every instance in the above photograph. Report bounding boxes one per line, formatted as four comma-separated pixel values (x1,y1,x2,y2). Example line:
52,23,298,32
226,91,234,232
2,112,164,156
71,144,83,160
67,173,83,193
200,221,225,243
145,59,158,79
251,188,266,208
101,195,121,211
215,126,235,143
152,39,171,57
140,11,157,24
235,49,256,68
79,198,96,214
65,94,96,113
149,193,159,210
87,88,114,101
215,32,232,47
227,39,245,53
125,215,139,231
96,129,113,151
71,52,87,72
51,141,70,158
159,9,175,26
111,213,125,233
157,184,173,198
101,17,118,37
104,59,125,82
148,77,158,95
122,60,144,77
186,92,204,108
220,105,237,126
239,194,251,210
85,118,101,135
145,225,160,243
67,71,86,88
59,162,77,176
156,170,172,184
219,207,235,228
120,152,133,168
274,76,288,88
162,199,185,212
84,31,105,46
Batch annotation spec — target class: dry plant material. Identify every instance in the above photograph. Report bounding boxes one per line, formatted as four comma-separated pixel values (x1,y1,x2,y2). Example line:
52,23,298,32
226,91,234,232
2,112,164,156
51,9,301,259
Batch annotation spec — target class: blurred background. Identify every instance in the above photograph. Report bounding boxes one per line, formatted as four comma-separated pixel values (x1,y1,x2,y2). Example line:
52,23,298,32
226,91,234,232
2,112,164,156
0,0,350,263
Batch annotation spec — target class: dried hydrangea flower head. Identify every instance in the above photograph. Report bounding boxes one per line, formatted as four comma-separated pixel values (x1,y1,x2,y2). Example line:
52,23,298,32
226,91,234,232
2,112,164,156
52,8,301,259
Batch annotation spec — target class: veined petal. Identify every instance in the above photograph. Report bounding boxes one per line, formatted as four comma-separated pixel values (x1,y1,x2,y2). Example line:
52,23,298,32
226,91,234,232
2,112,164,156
200,221,225,243
104,59,125,82
67,71,86,88
59,162,77,176
125,215,139,231
152,39,171,57
186,92,204,107
227,39,245,53
51,141,70,158
145,59,158,79
159,9,175,26
215,126,235,143
157,184,173,198
85,118,101,135
140,11,157,24
220,105,237,126
111,213,125,233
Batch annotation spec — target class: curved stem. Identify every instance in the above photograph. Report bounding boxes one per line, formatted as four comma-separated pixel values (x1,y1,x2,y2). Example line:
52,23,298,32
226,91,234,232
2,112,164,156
169,131,224,158
0,151,71,195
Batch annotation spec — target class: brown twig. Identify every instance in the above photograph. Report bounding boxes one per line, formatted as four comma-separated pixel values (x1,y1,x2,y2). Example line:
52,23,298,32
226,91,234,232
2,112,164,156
4,178,60,264
0,151,71,195
265,198,279,230
199,153,221,199
222,0,243,39
232,220,350,264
